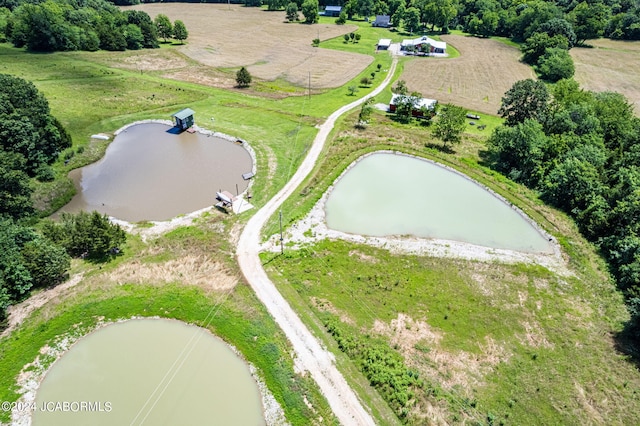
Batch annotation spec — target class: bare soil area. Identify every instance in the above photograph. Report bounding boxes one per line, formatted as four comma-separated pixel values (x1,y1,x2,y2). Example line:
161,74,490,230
400,35,535,115
123,4,373,89
571,39,640,115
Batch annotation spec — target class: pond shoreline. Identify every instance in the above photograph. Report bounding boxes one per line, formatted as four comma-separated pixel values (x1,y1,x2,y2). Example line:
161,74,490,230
10,317,287,426
264,150,566,274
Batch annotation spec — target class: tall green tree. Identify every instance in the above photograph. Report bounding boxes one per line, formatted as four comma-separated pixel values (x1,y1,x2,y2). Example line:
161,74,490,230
0,151,33,220
357,97,375,127
124,10,158,48
432,103,467,148
266,0,287,10
521,32,569,65
301,0,319,24
404,7,421,33
236,66,252,87
0,74,71,175
487,119,552,186
569,1,610,45
154,13,172,42
43,211,126,261
498,79,550,126
535,47,575,82
285,2,299,22
173,20,188,44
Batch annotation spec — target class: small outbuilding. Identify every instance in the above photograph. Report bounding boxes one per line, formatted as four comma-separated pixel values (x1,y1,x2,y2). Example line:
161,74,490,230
372,15,391,27
323,5,342,17
377,39,392,50
172,108,195,131
389,94,438,117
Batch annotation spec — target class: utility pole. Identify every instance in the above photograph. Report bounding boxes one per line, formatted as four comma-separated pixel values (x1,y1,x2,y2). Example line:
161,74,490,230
308,72,311,100
279,210,284,255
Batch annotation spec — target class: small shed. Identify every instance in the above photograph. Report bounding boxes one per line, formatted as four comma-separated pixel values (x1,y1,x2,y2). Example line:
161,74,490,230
372,15,391,27
389,94,438,116
324,6,342,17
172,108,195,131
377,39,392,50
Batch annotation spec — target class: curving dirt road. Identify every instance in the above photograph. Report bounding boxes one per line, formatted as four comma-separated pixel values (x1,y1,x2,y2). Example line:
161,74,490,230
236,59,398,425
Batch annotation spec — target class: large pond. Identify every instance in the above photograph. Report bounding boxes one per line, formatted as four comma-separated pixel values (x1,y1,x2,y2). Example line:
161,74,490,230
32,319,264,426
324,152,553,253
60,123,253,222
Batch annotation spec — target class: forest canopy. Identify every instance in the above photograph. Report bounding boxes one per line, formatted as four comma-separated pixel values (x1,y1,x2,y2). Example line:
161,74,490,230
2,0,159,51
488,78,640,340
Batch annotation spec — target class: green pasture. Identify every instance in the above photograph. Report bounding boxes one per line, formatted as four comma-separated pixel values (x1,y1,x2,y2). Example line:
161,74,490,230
0,220,337,425
259,105,640,423
1,15,639,426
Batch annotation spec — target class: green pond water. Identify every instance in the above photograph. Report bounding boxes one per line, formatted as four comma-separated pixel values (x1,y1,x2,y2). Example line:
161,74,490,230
32,319,264,426
324,152,553,253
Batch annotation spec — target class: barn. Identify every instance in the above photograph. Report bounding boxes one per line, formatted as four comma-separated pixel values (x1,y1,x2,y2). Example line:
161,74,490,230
372,15,391,27
172,108,195,131
323,6,342,17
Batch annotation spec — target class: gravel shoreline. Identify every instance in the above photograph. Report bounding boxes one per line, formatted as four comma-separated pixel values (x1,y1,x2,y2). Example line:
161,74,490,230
263,151,567,274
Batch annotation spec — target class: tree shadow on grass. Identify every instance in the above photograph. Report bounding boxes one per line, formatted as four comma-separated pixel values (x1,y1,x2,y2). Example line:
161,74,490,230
425,141,455,154
614,321,640,370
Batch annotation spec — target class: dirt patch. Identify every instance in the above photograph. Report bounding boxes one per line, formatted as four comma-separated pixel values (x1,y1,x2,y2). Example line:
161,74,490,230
571,40,640,115
400,34,535,115
123,4,373,89
107,255,237,291
310,297,355,325
0,274,84,339
423,336,511,395
371,313,442,352
519,320,553,349
120,50,190,71
370,314,510,396
348,250,379,264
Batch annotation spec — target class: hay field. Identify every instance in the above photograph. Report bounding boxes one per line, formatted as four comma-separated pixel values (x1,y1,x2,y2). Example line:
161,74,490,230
571,39,640,115
123,4,373,89
400,35,535,115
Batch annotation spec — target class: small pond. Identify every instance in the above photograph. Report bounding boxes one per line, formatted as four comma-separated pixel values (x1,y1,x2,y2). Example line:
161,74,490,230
324,152,553,253
32,319,264,426
60,123,253,222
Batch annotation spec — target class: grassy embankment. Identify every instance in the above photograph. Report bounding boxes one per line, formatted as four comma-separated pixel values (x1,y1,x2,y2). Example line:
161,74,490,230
260,105,640,424
0,221,338,424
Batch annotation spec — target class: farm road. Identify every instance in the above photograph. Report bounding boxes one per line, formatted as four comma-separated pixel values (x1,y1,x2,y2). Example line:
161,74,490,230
237,59,398,425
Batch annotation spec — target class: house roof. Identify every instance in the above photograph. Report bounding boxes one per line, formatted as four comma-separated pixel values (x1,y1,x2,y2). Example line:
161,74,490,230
390,94,437,110
172,108,195,120
325,6,342,12
378,39,392,47
374,15,390,23
401,36,447,50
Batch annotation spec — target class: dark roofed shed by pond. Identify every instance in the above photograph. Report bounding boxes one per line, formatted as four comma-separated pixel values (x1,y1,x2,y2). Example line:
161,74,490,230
172,108,195,131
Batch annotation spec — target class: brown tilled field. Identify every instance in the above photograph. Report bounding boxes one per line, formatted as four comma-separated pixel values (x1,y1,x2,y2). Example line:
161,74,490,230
571,39,640,115
399,35,535,115
122,4,372,89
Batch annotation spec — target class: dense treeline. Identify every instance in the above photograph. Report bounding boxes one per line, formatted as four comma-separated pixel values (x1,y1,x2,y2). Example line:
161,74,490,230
255,0,640,42
0,75,125,321
487,78,640,341
0,0,160,51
